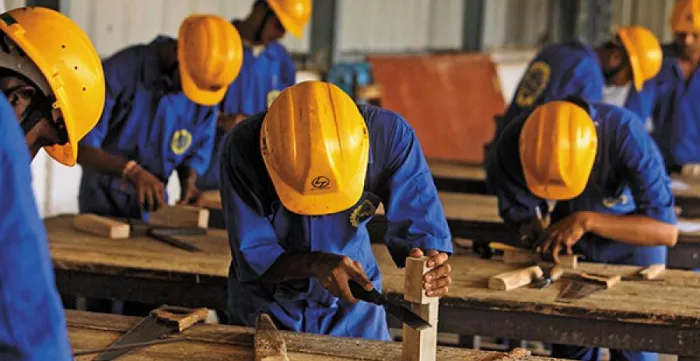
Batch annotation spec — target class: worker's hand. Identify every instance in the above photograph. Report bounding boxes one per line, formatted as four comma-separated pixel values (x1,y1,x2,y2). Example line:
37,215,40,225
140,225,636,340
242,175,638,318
537,212,590,263
178,182,201,206
125,165,166,212
410,248,451,297
519,215,550,250
217,113,248,132
311,253,373,303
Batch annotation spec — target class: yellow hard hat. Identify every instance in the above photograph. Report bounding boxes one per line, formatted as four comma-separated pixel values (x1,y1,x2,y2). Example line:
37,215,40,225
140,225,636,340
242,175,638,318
670,0,700,33
0,7,105,166
519,101,598,201
179,14,243,106
616,26,662,92
261,81,369,215
267,0,312,38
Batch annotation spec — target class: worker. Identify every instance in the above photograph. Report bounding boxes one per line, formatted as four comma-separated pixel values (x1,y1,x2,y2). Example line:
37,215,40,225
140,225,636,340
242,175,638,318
495,26,662,136
78,15,243,219
486,98,678,361
220,81,452,340
196,0,310,191
650,0,700,172
0,7,105,360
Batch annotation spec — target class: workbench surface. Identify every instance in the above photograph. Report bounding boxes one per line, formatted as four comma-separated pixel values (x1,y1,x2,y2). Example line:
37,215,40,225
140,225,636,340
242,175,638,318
49,214,700,356
67,311,560,361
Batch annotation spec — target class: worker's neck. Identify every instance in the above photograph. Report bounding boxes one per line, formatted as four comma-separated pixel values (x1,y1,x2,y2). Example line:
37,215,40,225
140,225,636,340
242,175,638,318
236,18,264,47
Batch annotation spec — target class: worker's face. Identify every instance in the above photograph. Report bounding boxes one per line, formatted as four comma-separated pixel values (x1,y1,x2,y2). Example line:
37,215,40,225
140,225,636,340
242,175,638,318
0,75,65,159
674,32,700,60
260,12,286,44
601,46,633,86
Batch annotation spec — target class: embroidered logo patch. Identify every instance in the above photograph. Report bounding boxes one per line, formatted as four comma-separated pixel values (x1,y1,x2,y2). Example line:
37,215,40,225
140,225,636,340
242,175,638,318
349,199,378,228
171,129,192,155
515,61,551,107
602,194,628,208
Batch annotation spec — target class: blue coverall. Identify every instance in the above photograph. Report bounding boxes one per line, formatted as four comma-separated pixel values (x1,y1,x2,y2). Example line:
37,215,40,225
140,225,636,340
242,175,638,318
487,101,676,361
0,94,72,360
651,44,700,169
499,41,656,136
78,36,217,219
220,105,452,340
196,25,296,191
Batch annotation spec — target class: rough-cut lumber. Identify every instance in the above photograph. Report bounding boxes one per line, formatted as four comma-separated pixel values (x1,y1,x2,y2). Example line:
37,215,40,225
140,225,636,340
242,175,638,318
72,214,130,239
579,273,622,289
404,256,435,304
487,266,544,291
402,256,438,361
640,264,665,280
255,313,288,361
148,205,209,229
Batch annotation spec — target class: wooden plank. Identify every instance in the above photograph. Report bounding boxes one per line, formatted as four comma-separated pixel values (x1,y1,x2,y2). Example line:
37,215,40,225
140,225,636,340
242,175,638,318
255,314,288,361
403,256,434,304
72,214,130,239
402,256,438,361
67,311,563,361
149,205,210,229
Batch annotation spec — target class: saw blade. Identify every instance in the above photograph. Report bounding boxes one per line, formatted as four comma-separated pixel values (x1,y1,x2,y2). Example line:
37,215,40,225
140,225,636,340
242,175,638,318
94,315,176,361
556,280,605,303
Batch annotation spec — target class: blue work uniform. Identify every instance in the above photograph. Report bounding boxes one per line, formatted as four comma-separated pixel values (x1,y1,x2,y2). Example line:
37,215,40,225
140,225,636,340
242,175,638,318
498,41,656,136
651,44,700,169
487,101,675,361
196,24,296,191
79,36,217,219
0,94,72,360
220,105,452,340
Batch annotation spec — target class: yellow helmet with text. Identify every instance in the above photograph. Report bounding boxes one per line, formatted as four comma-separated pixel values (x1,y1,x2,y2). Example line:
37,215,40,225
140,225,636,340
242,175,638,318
261,81,369,215
519,101,598,200
0,7,105,166
179,14,243,106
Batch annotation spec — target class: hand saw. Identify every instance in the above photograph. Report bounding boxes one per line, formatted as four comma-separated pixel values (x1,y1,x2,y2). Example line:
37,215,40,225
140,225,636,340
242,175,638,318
91,305,208,360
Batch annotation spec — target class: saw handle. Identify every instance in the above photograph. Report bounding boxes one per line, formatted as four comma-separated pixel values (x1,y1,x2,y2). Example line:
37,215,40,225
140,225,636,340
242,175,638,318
349,280,385,305
151,305,208,332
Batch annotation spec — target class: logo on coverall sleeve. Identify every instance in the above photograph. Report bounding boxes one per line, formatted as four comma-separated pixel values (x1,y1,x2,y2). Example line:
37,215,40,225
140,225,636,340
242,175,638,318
515,61,551,107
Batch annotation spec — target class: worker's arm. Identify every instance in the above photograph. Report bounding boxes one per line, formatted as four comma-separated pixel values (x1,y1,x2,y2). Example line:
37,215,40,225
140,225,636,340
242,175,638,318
176,163,199,205
177,106,219,204
376,111,452,297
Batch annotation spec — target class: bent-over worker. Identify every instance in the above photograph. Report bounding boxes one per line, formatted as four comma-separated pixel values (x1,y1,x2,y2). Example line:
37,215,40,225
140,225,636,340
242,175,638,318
495,26,662,136
0,7,105,360
78,15,243,219
487,98,678,361
220,81,452,340
197,0,310,191
651,0,700,171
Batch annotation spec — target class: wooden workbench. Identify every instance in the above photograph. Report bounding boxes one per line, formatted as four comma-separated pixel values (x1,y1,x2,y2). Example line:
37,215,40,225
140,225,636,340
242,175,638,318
201,190,700,269
49,215,700,357
67,310,561,361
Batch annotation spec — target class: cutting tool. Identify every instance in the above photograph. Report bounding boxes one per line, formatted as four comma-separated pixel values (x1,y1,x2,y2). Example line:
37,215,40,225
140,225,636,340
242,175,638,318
349,280,431,330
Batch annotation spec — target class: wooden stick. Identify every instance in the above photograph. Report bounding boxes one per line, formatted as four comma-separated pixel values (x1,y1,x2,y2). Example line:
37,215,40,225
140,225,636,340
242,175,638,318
254,313,289,361
148,205,209,229
402,256,437,361
640,264,665,280
488,265,543,291
72,214,130,239
580,273,621,289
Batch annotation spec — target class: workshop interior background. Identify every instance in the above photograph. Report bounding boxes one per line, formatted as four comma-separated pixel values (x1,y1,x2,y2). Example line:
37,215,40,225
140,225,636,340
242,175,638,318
18,0,677,218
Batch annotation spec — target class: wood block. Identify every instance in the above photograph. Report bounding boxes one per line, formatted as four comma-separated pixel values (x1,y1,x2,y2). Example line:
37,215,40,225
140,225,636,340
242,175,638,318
580,273,621,289
402,299,438,361
404,256,435,304
488,265,544,291
148,205,209,229
640,264,665,280
199,190,222,210
255,313,289,361
72,214,130,239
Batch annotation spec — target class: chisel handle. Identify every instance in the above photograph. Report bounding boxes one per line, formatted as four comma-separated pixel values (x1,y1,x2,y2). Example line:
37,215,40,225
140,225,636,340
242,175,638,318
151,305,209,332
349,280,384,305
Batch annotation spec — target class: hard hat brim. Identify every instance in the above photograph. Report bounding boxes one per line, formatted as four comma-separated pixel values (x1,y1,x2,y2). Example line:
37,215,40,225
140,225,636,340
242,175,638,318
267,0,304,38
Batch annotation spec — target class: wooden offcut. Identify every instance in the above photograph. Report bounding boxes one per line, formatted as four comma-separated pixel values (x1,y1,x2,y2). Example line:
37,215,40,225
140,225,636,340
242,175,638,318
402,256,438,361
488,265,544,291
640,264,665,280
149,205,209,229
579,273,622,289
254,313,288,361
72,214,130,239
502,248,580,269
